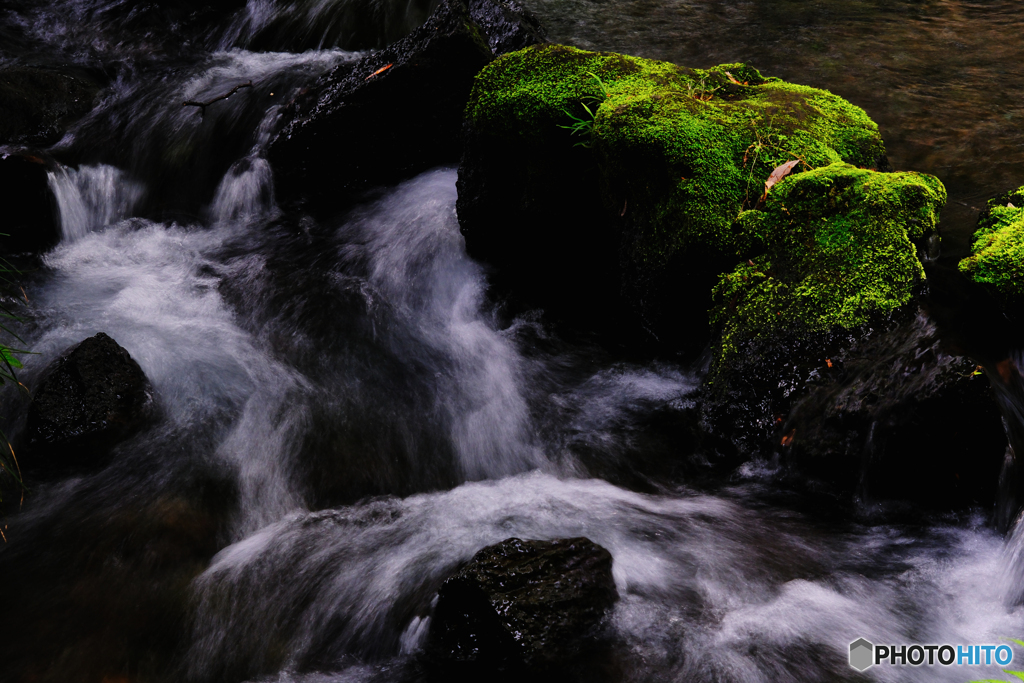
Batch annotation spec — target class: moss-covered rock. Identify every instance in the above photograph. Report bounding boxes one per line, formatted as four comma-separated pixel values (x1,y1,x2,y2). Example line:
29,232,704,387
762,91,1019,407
709,163,946,369
458,44,888,348
958,186,1024,307
697,163,946,461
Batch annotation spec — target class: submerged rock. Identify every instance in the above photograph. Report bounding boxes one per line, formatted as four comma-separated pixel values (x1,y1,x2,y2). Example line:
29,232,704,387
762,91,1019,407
0,149,61,255
267,0,543,209
426,536,618,676
25,333,153,470
458,44,887,350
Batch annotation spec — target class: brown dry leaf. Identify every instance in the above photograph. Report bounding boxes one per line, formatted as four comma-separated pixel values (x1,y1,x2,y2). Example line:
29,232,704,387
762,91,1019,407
764,159,800,195
365,63,394,80
826,358,833,368
780,429,796,447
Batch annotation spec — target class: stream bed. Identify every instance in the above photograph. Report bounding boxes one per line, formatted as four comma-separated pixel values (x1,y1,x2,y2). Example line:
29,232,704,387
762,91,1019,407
1,0,1023,681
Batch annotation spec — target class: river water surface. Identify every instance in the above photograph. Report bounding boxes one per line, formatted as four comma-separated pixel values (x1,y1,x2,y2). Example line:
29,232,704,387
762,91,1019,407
1,1,1023,682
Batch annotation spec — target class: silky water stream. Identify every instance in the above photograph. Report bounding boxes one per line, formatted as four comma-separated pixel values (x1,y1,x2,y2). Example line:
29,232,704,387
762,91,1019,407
1,0,1024,682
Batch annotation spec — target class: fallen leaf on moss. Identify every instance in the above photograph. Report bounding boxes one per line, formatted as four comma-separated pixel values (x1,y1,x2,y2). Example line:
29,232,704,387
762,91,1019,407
764,159,801,196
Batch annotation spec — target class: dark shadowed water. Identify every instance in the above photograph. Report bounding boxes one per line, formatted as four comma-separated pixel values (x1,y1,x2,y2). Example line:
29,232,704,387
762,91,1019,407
1,1,1023,682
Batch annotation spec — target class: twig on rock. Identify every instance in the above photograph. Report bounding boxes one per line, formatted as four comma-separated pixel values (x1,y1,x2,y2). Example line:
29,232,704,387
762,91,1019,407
183,81,254,114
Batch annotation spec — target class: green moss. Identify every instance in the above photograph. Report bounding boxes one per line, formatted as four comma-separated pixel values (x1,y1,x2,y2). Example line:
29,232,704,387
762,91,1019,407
958,186,1024,302
465,44,887,269
709,163,946,362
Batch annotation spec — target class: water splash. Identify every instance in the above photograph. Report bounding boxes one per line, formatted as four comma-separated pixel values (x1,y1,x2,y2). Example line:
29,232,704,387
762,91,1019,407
186,472,1019,683
36,220,307,535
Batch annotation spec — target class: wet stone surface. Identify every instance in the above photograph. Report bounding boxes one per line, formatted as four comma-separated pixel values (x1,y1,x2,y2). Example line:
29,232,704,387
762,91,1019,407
426,536,618,675
25,332,153,471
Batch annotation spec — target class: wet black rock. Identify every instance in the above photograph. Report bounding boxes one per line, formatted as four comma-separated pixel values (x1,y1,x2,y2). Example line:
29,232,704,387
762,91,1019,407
426,537,618,677
0,149,61,254
700,303,1008,509
25,333,153,470
784,309,1006,507
0,67,99,146
268,0,541,209
468,0,547,55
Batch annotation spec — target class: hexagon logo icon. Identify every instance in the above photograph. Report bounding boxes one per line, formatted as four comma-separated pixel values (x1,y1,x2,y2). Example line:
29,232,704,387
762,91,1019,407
849,638,874,671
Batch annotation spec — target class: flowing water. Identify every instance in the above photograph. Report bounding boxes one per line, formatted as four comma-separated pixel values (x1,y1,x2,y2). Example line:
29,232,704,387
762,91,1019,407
2,1,1024,682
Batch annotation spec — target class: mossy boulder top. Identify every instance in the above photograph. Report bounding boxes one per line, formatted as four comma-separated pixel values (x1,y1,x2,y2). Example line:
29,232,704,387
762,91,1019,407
959,185,1024,307
709,163,946,366
465,44,888,268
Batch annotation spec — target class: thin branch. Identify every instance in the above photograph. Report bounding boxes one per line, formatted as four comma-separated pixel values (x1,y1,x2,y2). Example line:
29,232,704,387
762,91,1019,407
183,81,254,113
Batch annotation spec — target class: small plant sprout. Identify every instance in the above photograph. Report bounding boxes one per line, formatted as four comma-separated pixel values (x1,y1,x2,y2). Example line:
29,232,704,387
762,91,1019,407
559,71,612,148
685,77,720,102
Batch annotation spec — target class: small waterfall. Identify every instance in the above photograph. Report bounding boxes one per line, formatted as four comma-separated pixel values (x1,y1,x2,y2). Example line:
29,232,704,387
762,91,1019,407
209,156,276,225
985,350,1024,532
46,164,143,242
342,169,546,480
58,49,357,220
992,351,1024,602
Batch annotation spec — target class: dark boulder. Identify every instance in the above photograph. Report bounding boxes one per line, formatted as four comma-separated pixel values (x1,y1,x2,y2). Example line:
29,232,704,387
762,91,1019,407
267,0,527,209
0,67,98,146
784,307,1008,504
456,46,889,352
425,537,618,677
700,303,1008,510
25,333,153,471
0,149,61,255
